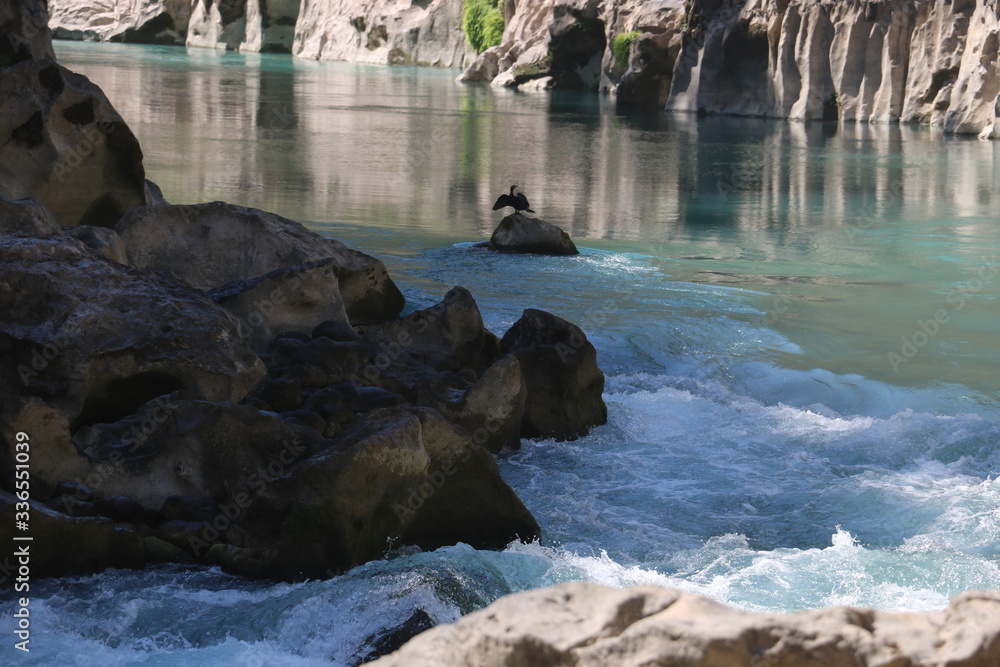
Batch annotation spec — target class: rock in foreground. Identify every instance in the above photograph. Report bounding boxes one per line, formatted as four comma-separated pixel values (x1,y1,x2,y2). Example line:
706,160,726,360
372,581,1000,667
487,214,579,256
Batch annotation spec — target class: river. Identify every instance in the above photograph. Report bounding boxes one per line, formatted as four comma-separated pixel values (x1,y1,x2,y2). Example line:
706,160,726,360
6,41,1000,665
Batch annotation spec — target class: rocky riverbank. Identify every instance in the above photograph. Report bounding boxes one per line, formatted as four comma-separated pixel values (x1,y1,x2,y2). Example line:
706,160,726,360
0,3,607,581
372,581,1000,666
47,0,1000,137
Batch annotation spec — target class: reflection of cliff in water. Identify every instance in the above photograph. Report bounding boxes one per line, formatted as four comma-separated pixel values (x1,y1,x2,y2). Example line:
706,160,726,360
60,44,999,254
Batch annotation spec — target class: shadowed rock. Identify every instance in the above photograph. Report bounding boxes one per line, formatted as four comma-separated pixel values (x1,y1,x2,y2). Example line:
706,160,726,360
500,308,606,440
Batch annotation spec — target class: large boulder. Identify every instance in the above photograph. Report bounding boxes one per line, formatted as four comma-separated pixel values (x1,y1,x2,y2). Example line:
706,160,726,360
209,259,353,351
236,406,540,579
48,0,192,45
372,582,1000,667
500,309,606,440
487,214,579,255
116,202,405,324
0,235,265,492
0,0,54,65
0,59,146,228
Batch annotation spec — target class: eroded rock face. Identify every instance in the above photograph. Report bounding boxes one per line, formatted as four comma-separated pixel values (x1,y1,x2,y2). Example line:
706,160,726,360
500,308,606,440
294,0,474,67
372,582,1000,667
116,202,405,325
0,235,265,492
48,0,193,45
0,196,60,236
0,60,147,227
487,214,579,255
0,0,54,65
186,0,247,50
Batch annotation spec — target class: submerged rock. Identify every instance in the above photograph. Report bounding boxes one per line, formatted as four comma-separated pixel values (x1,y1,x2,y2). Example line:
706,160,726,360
116,202,405,325
371,581,1000,667
487,213,579,256
0,59,147,227
500,308,606,440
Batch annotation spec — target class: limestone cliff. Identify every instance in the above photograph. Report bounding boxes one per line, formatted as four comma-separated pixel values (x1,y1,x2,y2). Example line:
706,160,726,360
49,0,473,66
372,581,1000,666
466,0,1000,137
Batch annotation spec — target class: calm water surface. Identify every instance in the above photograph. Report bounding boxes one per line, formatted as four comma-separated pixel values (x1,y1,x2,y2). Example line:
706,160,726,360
5,41,998,665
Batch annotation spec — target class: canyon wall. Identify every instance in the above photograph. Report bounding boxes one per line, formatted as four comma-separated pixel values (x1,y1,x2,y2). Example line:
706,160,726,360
42,1,1000,134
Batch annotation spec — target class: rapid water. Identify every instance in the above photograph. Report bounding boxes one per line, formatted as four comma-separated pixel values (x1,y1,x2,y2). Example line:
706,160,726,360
6,42,1000,664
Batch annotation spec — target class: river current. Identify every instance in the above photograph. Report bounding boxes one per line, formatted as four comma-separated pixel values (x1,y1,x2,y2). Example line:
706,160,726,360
6,42,1000,665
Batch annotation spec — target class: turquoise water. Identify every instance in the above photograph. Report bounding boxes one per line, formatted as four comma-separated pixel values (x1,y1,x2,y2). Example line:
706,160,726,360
5,41,1000,664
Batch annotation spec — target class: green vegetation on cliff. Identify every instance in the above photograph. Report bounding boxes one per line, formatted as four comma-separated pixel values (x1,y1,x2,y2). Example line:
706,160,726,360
463,0,505,53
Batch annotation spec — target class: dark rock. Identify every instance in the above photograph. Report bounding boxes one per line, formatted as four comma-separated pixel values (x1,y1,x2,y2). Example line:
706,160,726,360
143,535,196,564
500,309,607,440
287,337,361,384
0,235,266,491
50,479,91,502
0,59,146,227
0,0,55,65
70,400,326,517
61,224,130,264
359,286,499,372
616,31,680,110
313,318,360,342
93,495,145,523
0,195,60,235
488,214,579,255
53,497,99,518
144,178,168,206
116,202,405,324
161,495,220,523
274,331,313,345
357,609,436,665
209,259,352,351
155,520,205,553
241,407,540,579
254,377,303,412
281,409,326,434
0,490,144,579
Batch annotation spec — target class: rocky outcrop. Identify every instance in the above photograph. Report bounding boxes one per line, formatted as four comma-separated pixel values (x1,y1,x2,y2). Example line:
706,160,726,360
486,213,579,255
186,0,247,50
116,202,405,325
48,0,192,45
0,234,266,493
293,0,473,67
372,581,1000,667
0,59,147,227
1,0,53,64
500,309,606,440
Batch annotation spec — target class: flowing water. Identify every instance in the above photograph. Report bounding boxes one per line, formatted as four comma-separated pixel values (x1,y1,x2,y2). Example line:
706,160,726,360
6,42,1000,664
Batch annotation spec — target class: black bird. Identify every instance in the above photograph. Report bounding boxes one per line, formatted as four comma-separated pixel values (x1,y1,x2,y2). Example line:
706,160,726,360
493,185,534,214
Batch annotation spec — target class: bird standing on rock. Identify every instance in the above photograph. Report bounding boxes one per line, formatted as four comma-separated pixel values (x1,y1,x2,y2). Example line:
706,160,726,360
493,185,534,214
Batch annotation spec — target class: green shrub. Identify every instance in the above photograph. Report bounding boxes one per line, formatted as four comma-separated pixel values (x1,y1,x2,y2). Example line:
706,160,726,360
611,31,641,71
464,0,505,53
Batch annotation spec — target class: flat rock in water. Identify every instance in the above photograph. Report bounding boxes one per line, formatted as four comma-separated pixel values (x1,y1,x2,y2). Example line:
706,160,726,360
487,214,578,256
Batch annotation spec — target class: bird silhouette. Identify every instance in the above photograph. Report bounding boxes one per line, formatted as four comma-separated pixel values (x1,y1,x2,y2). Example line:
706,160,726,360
493,185,534,214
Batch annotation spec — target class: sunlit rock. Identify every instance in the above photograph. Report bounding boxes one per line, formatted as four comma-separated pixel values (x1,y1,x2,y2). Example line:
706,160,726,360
487,213,579,255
